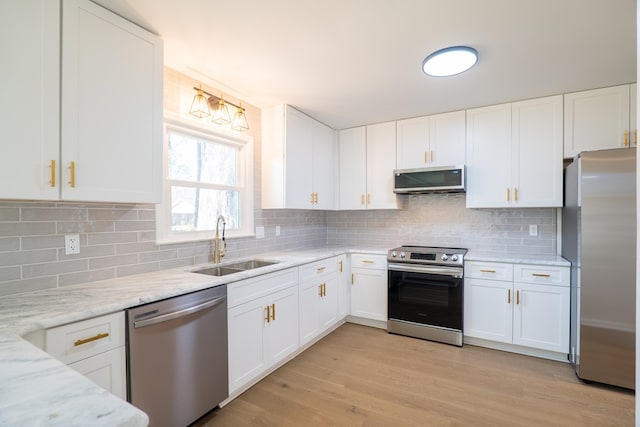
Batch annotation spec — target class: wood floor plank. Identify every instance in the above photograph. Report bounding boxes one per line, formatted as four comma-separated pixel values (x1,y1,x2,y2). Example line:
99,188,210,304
195,323,634,426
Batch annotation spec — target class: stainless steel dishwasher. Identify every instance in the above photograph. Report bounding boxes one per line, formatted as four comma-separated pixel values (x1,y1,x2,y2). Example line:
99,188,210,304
126,285,228,427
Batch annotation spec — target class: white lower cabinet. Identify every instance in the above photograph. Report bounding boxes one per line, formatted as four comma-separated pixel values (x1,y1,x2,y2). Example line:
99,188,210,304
44,311,126,399
227,268,299,395
349,254,388,323
299,257,339,346
464,261,570,357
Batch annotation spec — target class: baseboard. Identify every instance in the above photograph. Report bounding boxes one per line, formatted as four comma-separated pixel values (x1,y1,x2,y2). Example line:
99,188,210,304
463,336,569,363
346,315,387,330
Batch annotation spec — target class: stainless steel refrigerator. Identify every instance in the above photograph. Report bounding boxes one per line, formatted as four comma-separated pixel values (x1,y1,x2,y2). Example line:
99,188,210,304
562,147,636,389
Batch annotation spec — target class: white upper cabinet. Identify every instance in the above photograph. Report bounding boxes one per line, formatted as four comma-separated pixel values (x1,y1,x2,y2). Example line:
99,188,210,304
262,105,335,209
61,0,163,203
396,110,465,169
0,0,163,203
563,84,633,158
0,0,60,200
338,122,399,210
466,95,563,208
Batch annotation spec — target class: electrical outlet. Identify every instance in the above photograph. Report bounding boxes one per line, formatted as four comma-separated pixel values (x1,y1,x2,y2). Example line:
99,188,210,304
529,225,538,237
275,226,281,236
65,234,80,255
255,226,265,239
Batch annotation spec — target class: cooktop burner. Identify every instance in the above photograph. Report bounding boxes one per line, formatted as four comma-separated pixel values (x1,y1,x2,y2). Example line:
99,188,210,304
387,245,467,267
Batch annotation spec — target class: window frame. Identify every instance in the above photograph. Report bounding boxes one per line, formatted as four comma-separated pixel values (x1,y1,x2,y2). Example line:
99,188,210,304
156,115,254,245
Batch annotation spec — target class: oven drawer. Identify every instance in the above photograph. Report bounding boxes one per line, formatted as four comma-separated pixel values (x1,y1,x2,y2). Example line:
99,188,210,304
465,261,513,281
351,254,387,270
513,264,569,286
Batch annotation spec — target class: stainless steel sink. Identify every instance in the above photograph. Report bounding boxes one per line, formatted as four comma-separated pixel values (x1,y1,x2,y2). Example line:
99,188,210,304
192,259,279,277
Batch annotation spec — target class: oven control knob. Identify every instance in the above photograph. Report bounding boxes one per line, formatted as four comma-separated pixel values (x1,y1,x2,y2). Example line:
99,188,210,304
451,255,459,262
400,252,406,259
441,254,449,261
391,252,397,258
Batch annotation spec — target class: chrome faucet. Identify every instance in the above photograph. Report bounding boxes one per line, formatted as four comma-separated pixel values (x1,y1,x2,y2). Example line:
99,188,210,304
213,214,226,263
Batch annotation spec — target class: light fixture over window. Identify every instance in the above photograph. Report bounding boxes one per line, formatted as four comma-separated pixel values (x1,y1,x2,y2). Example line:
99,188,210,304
189,85,249,131
422,46,478,77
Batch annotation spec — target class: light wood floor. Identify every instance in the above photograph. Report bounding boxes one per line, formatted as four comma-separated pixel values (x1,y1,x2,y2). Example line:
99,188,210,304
196,323,634,426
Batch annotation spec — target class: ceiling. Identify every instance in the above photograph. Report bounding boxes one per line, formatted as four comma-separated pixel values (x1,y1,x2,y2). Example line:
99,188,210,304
94,0,636,130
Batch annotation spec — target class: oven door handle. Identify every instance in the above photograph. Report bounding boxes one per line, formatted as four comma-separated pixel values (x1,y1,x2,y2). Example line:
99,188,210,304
388,263,463,278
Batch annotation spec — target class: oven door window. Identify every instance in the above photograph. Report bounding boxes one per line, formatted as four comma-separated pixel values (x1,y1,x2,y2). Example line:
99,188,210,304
388,269,463,330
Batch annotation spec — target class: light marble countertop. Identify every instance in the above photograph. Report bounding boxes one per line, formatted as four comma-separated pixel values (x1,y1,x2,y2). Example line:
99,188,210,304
0,244,567,426
0,245,383,427
465,251,570,267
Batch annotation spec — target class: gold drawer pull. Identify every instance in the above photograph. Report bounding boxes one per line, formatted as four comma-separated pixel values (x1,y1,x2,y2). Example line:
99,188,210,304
271,303,275,321
338,260,343,272
532,273,551,278
317,266,326,273
69,161,76,188
50,160,56,187
265,305,271,323
362,260,374,264
516,290,520,305
507,289,511,304
74,332,109,347
624,130,630,147
480,269,496,273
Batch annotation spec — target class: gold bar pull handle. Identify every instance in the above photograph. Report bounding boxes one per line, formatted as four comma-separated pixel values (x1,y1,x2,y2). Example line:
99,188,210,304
351,273,354,285
74,332,109,347
514,187,518,201
271,303,275,321
49,160,56,187
315,193,319,204
68,161,76,188
317,266,326,273
431,150,434,163
516,290,520,305
361,194,365,205
635,129,637,146
507,289,511,304
311,192,315,204
532,273,551,278
318,284,323,297
323,283,327,297
480,269,496,273
362,260,374,264
265,305,271,323
338,260,343,272
506,188,510,201
624,130,630,147
367,194,371,205
424,151,427,164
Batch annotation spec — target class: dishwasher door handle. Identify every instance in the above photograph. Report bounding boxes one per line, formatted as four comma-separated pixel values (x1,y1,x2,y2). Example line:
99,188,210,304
134,295,226,329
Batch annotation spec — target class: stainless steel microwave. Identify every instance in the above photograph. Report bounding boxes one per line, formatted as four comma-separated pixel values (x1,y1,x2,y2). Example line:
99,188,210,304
393,165,466,194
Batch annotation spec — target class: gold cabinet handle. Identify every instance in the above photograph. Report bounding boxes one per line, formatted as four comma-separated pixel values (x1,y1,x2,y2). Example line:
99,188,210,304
338,260,343,272
351,273,354,285
362,260,374,264
532,273,551,278
68,161,76,188
265,305,271,323
318,284,323,297
367,194,371,205
74,332,109,347
424,151,427,164
506,188,510,202
480,269,496,273
271,303,275,321
635,129,637,146
317,266,326,273
431,150,434,163
516,290,520,305
50,160,56,187
310,192,315,204
361,194,365,205
507,289,511,304
624,130,630,147
315,193,319,204
514,187,518,201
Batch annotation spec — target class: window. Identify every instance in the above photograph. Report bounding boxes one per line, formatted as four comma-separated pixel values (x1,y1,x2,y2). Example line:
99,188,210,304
156,117,253,244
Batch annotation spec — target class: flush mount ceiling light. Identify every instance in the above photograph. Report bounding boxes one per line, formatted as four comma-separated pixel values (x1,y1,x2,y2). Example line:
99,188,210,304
422,46,478,77
189,84,250,131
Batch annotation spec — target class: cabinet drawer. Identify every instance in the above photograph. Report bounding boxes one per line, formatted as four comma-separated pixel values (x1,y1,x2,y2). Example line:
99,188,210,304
45,311,125,365
228,267,298,308
513,264,569,286
299,257,337,282
351,253,387,270
465,261,513,281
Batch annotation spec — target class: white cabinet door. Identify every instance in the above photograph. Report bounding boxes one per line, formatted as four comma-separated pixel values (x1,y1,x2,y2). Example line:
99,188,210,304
318,276,339,330
68,346,126,400
464,278,512,343
299,279,322,345
0,0,60,200
338,127,367,209
61,0,163,203
511,95,563,207
350,268,387,321
228,298,268,394
366,122,398,209
465,103,512,208
284,106,314,208
265,286,299,366
512,283,570,353
429,110,466,167
396,116,429,169
564,85,631,158
337,255,349,318
312,120,336,209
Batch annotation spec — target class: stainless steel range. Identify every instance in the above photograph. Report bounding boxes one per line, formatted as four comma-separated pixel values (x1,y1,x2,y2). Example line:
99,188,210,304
387,246,467,346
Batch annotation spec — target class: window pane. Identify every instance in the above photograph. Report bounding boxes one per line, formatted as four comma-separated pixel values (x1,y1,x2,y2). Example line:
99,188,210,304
171,186,239,232
168,131,238,185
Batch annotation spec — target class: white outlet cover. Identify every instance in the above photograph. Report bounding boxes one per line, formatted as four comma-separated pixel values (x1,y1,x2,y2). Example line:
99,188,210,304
256,226,265,239
65,234,80,255
528,225,538,237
